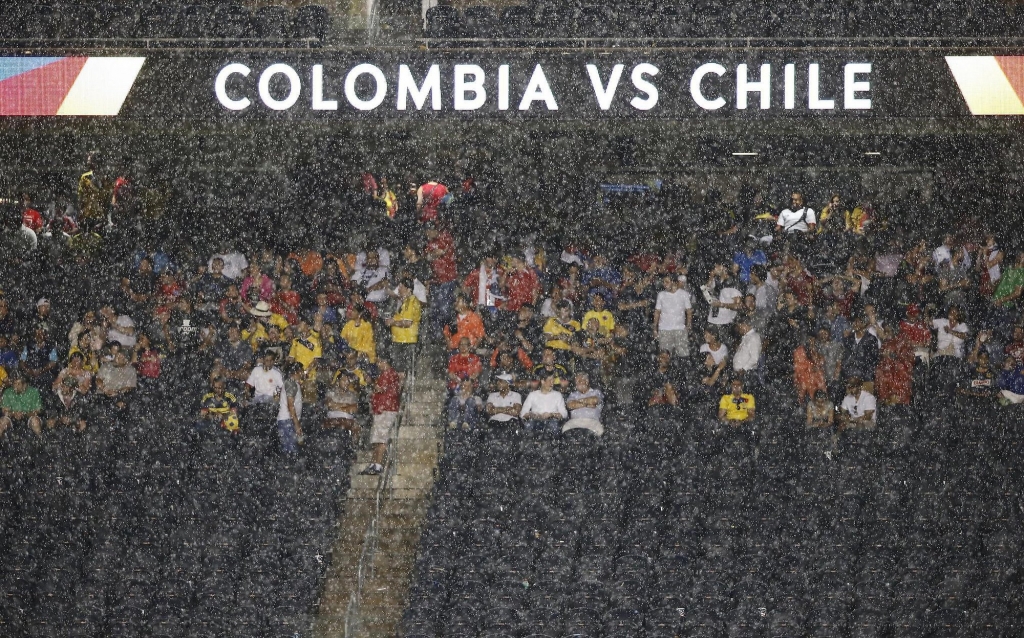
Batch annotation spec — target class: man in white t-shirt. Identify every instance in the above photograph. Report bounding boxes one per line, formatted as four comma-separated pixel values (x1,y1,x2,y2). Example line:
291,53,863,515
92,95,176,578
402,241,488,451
520,372,567,435
932,306,969,359
353,250,391,303
733,318,762,375
486,374,522,425
705,265,743,326
654,274,693,357
209,245,248,280
776,192,816,234
563,373,604,437
246,351,284,404
840,377,877,430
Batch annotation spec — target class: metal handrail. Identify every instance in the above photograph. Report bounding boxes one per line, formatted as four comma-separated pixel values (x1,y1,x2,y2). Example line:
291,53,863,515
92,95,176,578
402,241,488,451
341,345,418,638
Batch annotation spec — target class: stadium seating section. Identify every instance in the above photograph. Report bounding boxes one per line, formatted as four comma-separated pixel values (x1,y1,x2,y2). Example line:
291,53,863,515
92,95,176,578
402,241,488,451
0,403,351,636
426,1,1024,39
0,3,331,42
405,397,1024,636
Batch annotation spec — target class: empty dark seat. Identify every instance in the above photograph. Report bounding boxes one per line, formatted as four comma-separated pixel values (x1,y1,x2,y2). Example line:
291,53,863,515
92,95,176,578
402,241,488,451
254,5,290,39
213,4,254,39
291,5,330,41
462,5,496,38
425,5,461,38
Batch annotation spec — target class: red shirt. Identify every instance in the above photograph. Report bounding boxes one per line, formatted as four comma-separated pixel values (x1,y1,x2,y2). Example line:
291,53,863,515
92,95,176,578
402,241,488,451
447,353,482,389
426,231,458,283
21,208,43,232
504,267,539,312
272,290,302,324
135,349,161,379
1006,341,1024,364
419,182,448,222
899,320,932,348
785,270,816,307
371,367,402,414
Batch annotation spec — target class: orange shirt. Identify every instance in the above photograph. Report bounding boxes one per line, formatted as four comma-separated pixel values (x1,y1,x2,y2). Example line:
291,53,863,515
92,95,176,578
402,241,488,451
443,311,486,350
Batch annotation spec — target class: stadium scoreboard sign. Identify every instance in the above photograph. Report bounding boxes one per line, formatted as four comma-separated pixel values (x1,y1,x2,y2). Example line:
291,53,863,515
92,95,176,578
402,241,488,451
1,51,1023,119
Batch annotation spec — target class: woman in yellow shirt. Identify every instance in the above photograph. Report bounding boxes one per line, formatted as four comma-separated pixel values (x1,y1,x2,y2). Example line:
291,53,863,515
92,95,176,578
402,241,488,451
341,306,376,363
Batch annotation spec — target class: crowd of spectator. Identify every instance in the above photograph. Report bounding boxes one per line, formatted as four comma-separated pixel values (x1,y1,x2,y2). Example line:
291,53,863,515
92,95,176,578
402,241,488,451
1,157,1023,478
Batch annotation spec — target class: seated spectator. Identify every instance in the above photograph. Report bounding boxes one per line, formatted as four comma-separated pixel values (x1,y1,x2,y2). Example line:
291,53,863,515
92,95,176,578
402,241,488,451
276,362,305,454
20,327,58,390
520,372,567,434
583,253,620,303
446,379,483,430
491,349,528,393
324,372,361,438
447,337,482,391
132,332,162,391
95,350,138,412
718,378,756,424
443,296,486,351
0,375,43,436
842,316,880,385
54,351,94,396
563,372,604,437
641,350,684,417
193,257,230,317
361,358,402,476
50,373,89,432
1004,324,1024,365
732,318,761,377
531,348,571,392
219,284,247,325
209,244,248,280
542,301,580,356
341,306,376,363
958,347,998,407
337,349,369,388
654,274,693,358
462,253,503,313
213,324,251,391
352,250,391,304
571,317,611,382
288,320,322,399
195,377,239,434
839,377,877,431
246,350,284,404
508,305,542,369
806,392,835,428
931,305,969,395
107,315,137,348
540,285,572,319
997,356,1024,406
486,373,522,427
582,292,616,336
993,250,1024,311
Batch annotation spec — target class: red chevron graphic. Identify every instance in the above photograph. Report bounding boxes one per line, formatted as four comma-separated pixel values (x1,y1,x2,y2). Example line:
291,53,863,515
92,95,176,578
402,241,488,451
0,57,86,116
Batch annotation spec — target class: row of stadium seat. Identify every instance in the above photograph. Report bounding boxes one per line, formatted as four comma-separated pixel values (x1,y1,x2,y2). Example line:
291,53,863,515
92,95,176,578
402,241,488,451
403,394,1024,637
426,1,1024,40
0,404,351,636
0,3,330,42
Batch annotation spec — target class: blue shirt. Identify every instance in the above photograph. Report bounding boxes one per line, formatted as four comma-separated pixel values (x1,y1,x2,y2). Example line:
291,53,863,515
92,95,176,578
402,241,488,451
999,366,1024,395
733,250,767,284
584,266,621,303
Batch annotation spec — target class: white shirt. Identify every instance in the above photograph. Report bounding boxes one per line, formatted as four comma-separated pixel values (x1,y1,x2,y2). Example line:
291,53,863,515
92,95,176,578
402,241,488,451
246,365,284,398
521,389,568,419
733,330,762,372
932,318,968,358
655,289,692,331
486,391,522,422
210,252,248,280
700,343,729,366
932,245,971,269
841,390,877,422
777,207,816,233
353,264,390,302
277,379,303,422
708,287,743,325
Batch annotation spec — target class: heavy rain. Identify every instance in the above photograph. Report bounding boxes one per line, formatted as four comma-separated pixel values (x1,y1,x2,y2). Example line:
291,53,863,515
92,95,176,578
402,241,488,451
0,2,1023,637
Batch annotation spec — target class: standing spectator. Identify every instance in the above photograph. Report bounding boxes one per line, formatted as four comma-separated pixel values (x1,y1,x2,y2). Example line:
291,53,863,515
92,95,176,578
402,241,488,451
20,328,58,391
976,233,1003,297
732,318,762,377
793,333,827,404
443,296,486,351
698,328,729,393
288,320,322,400
563,372,604,437
213,325,252,394
842,316,880,385
654,274,693,358
194,257,230,317
520,372,568,434
543,301,580,359
361,358,402,476
718,378,756,423
417,179,448,223
931,305,969,395
485,373,522,427
0,375,43,436
424,224,459,339
341,306,376,363
839,377,877,430
352,250,391,304
733,239,767,285
1005,324,1024,365
241,263,274,305
132,332,163,392
503,255,540,314
583,254,621,303
276,362,304,454
246,350,283,404
748,265,777,313
705,263,744,327
446,379,482,430
463,254,503,314
387,279,421,377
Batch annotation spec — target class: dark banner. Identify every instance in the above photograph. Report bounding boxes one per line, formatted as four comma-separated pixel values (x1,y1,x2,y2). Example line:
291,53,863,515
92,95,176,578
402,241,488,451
3,50,1021,120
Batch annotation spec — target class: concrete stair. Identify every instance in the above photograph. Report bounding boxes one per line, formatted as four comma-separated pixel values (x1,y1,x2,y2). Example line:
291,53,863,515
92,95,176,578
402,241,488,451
314,347,445,638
